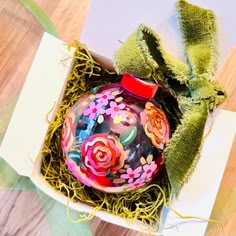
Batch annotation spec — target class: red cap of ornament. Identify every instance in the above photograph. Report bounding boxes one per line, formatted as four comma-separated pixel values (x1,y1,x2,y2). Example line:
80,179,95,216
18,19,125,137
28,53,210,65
121,73,158,99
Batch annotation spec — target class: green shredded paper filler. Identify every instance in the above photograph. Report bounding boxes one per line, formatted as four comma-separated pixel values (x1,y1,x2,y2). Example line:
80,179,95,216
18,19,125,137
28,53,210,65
41,0,227,230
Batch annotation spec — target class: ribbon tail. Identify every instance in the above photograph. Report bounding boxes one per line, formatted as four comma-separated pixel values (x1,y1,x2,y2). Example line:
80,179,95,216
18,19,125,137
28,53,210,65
177,0,218,79
177,0,227,107
164,102,208,196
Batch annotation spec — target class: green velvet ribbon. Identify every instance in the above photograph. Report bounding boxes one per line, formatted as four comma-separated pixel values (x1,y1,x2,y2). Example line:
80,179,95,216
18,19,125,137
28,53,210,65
114,0,227,196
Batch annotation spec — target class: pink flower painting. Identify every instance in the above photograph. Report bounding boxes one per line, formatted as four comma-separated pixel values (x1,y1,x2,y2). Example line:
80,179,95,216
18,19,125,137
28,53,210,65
121,166,142,183
141,161,157,179
96,91,115,105
83,102,105,120
106,101,126,118
128,178,145,190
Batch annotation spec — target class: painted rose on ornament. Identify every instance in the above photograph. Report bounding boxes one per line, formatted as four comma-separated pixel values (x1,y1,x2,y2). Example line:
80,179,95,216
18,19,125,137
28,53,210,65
140,102,170,149
61,112,75,153
81,133,129,176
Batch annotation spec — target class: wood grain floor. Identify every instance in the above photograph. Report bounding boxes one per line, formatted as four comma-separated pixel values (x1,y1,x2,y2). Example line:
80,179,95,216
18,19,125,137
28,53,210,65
0,191,50,236
0,1,236,236
0,0,89,107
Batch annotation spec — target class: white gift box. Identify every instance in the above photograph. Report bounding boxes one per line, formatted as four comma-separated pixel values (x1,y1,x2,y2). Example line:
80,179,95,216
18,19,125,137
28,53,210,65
1,0,236,235
0,32,236,236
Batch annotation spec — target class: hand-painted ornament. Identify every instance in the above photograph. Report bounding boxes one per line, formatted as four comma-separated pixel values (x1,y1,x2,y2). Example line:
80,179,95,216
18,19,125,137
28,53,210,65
62,73,170,192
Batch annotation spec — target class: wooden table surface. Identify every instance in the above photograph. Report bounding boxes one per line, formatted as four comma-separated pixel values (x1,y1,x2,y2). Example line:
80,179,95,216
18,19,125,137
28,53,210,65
0,1,236,236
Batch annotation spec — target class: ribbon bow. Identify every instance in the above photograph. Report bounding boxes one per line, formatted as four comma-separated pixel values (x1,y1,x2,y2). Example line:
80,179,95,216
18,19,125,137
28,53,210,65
114,0,227,196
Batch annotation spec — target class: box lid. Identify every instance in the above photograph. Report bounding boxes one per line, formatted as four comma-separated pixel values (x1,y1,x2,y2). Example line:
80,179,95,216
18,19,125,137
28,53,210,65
80,0,236,66
0,33,74,177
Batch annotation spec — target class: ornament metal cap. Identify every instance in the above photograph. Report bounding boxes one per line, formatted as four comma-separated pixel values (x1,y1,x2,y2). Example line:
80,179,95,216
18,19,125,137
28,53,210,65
121,73,158,99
